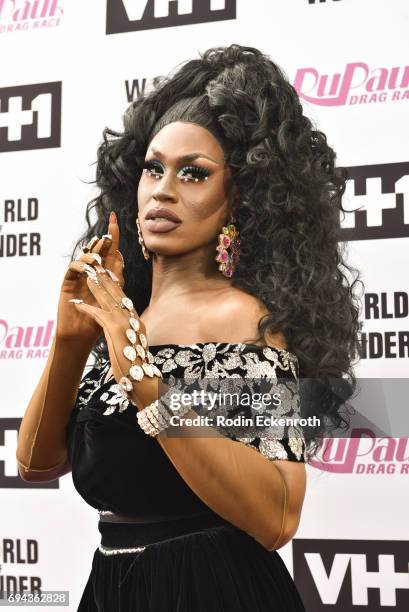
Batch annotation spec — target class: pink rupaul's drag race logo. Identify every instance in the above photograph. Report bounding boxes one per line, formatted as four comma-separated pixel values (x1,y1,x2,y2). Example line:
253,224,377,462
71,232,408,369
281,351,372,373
309,429,409,475
0,319,54,358
294,62,409,105
0,0,63,34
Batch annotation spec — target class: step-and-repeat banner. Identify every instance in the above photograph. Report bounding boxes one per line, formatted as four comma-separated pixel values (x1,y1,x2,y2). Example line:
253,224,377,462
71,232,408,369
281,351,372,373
1,1,408,610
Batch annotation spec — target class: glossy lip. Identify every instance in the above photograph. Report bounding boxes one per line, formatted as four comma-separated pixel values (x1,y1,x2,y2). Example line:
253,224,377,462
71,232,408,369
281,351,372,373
144,207,182,223
145,219,181,233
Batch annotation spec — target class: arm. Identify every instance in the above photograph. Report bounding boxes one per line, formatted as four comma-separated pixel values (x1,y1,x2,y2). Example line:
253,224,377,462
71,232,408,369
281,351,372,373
16,335,93,482
16,218,123,483
136,398,306,551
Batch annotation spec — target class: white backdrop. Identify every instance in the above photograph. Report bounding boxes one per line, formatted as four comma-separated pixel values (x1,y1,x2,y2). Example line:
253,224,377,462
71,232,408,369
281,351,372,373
1,1,408,610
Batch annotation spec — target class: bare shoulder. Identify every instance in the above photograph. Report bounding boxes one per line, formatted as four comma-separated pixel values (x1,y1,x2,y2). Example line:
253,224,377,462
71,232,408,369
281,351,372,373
203,287,288,349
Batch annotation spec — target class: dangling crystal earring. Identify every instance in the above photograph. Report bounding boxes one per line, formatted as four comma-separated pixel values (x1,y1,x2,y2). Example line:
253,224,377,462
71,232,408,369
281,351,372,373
136,218,150,260
215,215,240,278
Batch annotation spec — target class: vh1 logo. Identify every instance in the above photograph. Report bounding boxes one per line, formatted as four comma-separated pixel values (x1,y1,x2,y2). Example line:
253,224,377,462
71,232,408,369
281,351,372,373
106,0,236,34
293,539,409,610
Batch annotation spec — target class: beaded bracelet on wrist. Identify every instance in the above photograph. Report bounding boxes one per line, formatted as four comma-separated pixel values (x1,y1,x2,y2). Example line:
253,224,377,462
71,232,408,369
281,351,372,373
96,294,195,438
117,296,162,388
137,397,193,437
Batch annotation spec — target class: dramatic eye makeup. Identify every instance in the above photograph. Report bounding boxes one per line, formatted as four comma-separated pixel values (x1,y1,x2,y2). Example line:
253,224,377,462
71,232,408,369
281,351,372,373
142,160,211,183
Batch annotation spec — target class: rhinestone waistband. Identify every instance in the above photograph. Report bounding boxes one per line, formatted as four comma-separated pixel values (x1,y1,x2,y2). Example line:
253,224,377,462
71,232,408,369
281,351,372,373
98,544,146,556
97,510,232,552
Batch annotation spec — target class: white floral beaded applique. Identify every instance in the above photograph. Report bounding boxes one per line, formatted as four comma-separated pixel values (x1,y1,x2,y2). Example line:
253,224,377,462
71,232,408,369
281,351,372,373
76,369,102,411
235,437,290,461
288,436,305,461
287,425,306,460
152,342,299,381
235,433,305,462
76,345,306,463
100,384,131,415
75,361,131,416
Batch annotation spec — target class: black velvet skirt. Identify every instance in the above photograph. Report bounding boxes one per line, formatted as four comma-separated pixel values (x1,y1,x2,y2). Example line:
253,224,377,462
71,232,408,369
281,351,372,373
77,511,306,611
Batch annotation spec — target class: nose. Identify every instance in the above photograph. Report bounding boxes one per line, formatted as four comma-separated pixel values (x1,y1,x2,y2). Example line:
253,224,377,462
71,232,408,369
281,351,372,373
153,189,177,204
152,174,178,203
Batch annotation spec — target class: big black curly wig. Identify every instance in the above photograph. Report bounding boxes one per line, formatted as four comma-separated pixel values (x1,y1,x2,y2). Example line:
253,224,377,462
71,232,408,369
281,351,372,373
70,44,364,461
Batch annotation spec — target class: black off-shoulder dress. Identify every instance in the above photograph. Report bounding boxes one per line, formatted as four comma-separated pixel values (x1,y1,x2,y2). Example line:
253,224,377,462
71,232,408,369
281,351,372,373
66,342,307,611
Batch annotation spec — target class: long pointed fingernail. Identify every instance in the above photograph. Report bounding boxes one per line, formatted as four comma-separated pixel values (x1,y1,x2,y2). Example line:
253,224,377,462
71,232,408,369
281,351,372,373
109,211,117,225
106,268,120,282
86,236,99,250
83,264,97,276
90,253,102,265
115,250,125,268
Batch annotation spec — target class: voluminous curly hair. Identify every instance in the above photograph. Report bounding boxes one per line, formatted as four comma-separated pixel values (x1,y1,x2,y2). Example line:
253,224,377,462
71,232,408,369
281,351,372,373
70,44,364,461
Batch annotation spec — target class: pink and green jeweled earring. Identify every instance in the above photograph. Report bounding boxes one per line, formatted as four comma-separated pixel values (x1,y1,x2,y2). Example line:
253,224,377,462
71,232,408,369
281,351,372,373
215,220,240,278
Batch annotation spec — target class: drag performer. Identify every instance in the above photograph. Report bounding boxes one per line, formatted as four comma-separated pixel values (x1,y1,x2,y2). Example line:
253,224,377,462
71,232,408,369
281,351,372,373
17,44,361,611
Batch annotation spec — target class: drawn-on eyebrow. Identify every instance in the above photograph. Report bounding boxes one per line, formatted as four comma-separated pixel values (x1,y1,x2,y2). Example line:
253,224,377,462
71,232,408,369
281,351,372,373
148,147,220,165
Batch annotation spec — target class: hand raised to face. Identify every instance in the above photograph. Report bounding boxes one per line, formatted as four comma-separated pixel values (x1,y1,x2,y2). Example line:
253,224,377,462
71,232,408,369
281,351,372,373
57,212,126,345
68,215,162,412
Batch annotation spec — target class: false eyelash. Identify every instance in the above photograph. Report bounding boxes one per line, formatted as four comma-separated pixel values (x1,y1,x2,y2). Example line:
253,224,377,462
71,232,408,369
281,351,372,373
142,161,210,181
182,165,210,179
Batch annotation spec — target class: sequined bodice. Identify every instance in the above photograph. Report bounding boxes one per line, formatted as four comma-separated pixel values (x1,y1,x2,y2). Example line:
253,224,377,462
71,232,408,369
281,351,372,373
66,342,305,517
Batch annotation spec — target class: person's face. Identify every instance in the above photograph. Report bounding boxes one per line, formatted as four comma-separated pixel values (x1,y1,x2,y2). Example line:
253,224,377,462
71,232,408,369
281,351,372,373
137,121,236,258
